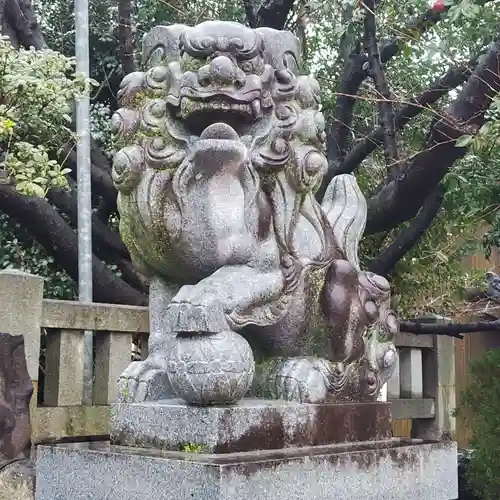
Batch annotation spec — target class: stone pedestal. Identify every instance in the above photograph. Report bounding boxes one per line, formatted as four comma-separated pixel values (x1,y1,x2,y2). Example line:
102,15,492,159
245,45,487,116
35,399,458,500
111,399,392,453
35,439,458,500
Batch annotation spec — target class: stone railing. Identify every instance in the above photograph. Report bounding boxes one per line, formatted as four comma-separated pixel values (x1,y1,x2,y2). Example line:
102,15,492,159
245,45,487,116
389,326,456,440
0,269,455,443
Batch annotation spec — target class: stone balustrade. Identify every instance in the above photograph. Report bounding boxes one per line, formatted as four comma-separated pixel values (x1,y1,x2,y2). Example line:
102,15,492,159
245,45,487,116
0,269,455,444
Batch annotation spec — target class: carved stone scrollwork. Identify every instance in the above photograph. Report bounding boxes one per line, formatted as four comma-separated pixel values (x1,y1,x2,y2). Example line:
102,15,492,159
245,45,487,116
112,20,398,406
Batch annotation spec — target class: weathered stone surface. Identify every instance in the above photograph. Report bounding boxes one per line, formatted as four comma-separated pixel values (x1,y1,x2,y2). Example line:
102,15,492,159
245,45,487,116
0,333,35,499
41,299,148,333
35,440,458,500
0,333,33,459
112,20,399,406
0,459,35,500
0,270,43,382
166,332,255,406
111,399,392,453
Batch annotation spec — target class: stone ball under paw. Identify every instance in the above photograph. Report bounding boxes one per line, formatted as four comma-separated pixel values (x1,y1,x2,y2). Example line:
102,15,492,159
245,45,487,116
166,330,255,406
274,357,329,404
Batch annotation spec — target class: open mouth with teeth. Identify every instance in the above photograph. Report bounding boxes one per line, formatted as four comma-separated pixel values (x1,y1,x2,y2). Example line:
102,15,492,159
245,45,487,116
173,95,267,138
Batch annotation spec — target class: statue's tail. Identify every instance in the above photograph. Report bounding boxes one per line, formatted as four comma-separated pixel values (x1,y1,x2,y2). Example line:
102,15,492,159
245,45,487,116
321,174,367,270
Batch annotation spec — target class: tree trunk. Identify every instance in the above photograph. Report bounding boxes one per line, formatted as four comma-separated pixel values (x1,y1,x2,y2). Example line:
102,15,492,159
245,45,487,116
0,0,45,49
0,185,147,305
0,0,149,305
118,0,135,75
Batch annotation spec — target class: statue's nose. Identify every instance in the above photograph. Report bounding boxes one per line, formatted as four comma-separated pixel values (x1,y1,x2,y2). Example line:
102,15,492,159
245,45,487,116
198,56,245,87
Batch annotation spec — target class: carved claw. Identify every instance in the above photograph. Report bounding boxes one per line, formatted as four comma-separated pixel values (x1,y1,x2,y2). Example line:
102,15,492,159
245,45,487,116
165,301,229,333
167,285,231,333
117,354,172,403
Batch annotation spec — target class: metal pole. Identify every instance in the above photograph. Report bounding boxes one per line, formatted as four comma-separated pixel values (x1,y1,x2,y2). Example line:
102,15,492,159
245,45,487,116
75,0,93,405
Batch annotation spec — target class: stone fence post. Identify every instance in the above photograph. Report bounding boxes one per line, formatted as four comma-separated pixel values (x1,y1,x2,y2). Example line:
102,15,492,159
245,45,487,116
0,270,43,500
0,270,44,397
412,317,456,441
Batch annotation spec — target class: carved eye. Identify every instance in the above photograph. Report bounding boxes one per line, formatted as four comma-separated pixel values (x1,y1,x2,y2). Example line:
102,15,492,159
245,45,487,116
304,151,326,176
275,69,293,85
240,61,253,73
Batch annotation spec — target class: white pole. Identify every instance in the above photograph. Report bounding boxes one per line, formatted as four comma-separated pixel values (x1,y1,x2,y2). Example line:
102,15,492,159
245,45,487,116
75,0,93,405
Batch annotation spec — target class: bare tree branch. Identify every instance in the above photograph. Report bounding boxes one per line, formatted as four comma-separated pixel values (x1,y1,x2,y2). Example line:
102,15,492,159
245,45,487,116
61,145,117,203
0,185,147,305
323,49,366,185
378,4,453,64
242,0,257,28
322,2,460,195
0,0,6,30
118,0,135,76
256,0,294,30
45,187,150,293
46,188,128,258
368,184,444,277
366,37,500,234
333,63,475,176
1,0,46,49
363,0,399,177
401,318,500,339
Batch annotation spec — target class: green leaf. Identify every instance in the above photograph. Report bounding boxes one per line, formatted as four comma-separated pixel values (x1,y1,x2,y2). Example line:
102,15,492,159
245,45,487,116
456,135,473,147
479,122,492,136
31,183,46,198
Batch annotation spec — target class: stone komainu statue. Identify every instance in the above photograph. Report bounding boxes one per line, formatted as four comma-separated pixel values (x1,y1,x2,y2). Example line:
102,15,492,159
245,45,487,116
111,21,398,406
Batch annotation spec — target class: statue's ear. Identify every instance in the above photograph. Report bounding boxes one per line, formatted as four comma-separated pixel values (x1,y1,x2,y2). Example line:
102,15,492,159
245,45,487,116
255,27,301,74
141,24,188,69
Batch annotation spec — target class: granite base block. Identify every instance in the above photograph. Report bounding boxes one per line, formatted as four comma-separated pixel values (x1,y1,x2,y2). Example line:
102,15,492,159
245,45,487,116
35,439,458,500
111,398,392,453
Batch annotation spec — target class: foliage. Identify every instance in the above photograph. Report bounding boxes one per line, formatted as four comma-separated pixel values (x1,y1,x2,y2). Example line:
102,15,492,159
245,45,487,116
4,0,500,310
179,443,206,453
0,212,76,299
0,35,85,196
0,34,102,296
456,349,500,499
333,0,500,317
89,102,114,158
358,126,500,317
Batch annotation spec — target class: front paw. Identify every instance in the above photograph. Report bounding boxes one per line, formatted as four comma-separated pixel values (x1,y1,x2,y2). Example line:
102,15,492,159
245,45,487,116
167,286,229,333
117,354,172,403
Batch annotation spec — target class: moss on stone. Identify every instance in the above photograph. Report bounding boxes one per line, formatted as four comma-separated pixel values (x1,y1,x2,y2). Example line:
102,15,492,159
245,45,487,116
251,357,284,399
179,443,206,453
180,56,210,73
130,88,166,109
